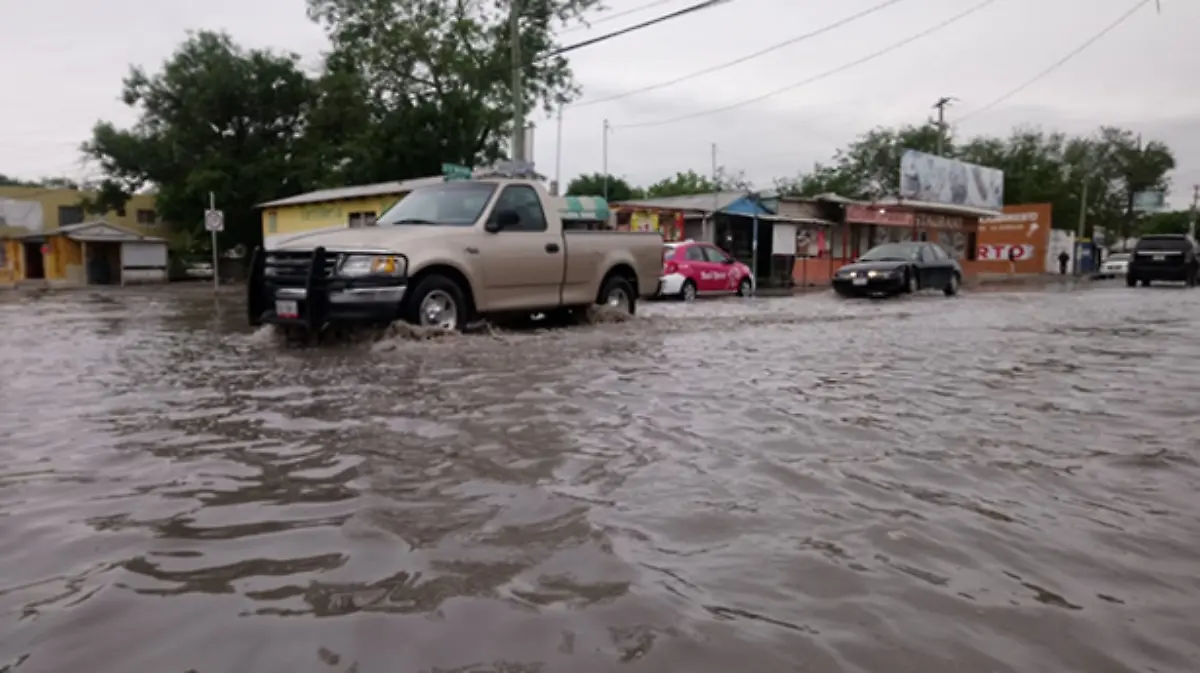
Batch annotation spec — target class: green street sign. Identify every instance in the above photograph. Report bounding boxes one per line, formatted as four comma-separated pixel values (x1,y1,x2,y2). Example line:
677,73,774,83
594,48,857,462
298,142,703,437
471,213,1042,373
441,163,473,181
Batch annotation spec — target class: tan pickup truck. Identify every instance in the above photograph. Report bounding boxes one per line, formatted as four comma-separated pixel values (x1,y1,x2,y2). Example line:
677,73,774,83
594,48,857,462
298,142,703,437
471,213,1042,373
247,178,664,332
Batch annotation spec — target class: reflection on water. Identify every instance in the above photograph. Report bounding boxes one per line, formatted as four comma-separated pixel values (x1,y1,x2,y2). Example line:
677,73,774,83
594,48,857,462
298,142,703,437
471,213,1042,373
2,284,1200,673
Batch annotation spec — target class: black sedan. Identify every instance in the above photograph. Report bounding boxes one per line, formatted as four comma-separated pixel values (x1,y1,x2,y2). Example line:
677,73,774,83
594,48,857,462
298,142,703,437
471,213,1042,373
832,242,962,298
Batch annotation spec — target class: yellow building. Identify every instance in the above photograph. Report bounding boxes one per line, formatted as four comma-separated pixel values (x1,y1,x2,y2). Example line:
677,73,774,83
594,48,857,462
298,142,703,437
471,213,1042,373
258,176,444,248
0,186,167,287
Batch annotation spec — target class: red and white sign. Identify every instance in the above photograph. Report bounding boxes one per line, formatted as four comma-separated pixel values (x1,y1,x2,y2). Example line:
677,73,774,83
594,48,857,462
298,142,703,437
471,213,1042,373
978,244,1034,261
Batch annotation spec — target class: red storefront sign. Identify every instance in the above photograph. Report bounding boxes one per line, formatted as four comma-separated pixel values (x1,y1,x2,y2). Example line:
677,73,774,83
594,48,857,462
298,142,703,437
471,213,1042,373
845,204,914,227
978,243,1035,261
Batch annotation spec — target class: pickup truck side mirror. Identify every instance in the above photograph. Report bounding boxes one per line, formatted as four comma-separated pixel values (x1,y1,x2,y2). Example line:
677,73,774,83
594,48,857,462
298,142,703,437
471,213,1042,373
487,209,519,233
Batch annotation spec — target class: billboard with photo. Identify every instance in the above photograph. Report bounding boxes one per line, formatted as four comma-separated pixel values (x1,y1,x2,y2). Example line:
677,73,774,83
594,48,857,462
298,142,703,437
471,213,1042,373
899,149,1004,211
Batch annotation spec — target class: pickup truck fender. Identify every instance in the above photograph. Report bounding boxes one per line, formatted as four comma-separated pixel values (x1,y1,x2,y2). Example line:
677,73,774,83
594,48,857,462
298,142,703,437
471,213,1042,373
407,255,482,314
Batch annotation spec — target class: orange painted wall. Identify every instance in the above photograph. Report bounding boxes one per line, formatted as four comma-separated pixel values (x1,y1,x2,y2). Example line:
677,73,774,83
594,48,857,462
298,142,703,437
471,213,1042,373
0,239,20,283
973,203,1053,275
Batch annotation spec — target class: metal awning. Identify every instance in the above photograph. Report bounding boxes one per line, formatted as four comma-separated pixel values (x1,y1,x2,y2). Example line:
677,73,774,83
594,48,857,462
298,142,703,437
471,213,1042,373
557,195,610,221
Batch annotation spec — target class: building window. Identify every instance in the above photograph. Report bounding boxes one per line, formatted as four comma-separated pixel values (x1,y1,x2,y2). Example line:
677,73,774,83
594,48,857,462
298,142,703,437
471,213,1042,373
58,205,84,227
136,209,158,226
0,244,7,269
267,211,278,233
348,211,376,228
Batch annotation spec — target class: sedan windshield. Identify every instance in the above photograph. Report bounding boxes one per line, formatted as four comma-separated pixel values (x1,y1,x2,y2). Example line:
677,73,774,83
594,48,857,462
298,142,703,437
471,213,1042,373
860,243,920,262
377,182,497,227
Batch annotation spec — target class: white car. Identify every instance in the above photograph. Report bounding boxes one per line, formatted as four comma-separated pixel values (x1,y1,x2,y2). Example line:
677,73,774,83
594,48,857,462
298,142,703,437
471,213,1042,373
1098,253,1130,279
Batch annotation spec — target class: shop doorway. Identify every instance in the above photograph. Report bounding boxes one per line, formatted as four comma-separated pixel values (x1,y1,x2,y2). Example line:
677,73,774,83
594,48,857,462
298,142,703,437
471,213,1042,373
22,242,44,279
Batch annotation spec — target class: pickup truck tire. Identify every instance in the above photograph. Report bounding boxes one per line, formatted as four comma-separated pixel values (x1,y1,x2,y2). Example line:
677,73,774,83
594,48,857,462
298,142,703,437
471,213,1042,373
405,274,468,331
598,276,637,316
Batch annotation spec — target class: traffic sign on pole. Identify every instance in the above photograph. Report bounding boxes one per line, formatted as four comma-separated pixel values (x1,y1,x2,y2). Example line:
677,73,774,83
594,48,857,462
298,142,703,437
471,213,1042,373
204,209,225,232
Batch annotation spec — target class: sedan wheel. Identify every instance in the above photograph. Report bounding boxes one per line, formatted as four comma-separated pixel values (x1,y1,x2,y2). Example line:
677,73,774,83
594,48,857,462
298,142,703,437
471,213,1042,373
681,280,697,302
906,271,919,294
944,273,960,297
737,277,752,297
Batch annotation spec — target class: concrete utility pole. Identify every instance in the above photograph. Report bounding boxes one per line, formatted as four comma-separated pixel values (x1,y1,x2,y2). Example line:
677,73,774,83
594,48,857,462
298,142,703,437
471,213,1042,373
932,97,956,156
1076,179,1088,275
601,119,610,200
1190,184,1199,238
510,0,525,162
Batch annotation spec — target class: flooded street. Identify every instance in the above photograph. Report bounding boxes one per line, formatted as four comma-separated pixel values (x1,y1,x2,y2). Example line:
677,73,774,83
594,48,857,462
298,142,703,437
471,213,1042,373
3,283,1200,673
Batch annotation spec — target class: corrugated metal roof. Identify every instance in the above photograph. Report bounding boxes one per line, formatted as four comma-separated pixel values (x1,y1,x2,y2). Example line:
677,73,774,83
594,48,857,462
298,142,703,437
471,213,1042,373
32,220,167,243
872,197,1001,218
257,176,447,209
612,191,749,213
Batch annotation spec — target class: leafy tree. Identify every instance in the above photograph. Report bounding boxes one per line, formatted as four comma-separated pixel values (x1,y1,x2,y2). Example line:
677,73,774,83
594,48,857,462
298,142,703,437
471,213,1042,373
0,175,80,189
1139,210,1193,236
775,123,941,199
305,0,601,178
82,31,320,252
645,168,751,198
775,123,1177,238
565,173,643,201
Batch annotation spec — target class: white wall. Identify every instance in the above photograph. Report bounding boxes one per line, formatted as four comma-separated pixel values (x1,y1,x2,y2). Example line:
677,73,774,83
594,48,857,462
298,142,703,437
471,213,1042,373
121,241,168,284
1045,230,1076,273
771,223,797,256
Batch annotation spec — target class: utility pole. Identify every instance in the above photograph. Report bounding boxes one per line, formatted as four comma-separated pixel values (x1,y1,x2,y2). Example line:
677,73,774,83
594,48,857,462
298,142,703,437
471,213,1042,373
932,97,956,156
601,119,610,200
552,106,563,195
510,0,525,162
1189,184,1198,239
1075,179,1087,275
710,142,718,242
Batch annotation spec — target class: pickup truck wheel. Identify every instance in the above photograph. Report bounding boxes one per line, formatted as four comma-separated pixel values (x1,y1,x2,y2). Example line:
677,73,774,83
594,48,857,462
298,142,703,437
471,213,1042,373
406,275,467,331
599,276,636,315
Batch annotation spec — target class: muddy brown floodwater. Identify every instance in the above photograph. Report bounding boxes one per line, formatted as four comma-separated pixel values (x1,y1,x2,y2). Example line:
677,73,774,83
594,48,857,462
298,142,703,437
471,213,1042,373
2,283,1200,673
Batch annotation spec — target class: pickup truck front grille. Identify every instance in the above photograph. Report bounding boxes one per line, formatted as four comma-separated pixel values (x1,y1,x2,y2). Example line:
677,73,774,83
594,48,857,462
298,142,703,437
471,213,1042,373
265,250,339,286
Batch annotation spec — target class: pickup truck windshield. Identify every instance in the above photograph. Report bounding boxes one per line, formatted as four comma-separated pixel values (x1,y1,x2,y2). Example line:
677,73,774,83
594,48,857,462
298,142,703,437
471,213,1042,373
377,182,497,226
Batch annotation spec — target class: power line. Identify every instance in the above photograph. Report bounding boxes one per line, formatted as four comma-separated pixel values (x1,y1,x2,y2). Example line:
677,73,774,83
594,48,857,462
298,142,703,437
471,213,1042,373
570,0,908,109
612,0,999,129
956,0,1154,124
542,0,731,59
561,0,678,34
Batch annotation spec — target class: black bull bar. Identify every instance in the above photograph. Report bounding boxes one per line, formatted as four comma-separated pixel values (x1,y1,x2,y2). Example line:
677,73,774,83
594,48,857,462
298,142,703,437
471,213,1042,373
246,246,409,331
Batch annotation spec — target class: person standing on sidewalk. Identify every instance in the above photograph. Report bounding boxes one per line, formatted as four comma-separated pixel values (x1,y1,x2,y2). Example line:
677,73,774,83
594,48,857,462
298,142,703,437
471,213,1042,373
1058,250,1070,275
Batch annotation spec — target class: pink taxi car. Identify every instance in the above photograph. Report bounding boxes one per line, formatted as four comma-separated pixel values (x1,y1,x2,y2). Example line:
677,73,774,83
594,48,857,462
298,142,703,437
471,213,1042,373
658,241,754,301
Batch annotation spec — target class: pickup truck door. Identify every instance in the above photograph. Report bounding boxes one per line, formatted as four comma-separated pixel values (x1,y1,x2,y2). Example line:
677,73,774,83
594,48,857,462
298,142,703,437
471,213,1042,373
477,184,565,311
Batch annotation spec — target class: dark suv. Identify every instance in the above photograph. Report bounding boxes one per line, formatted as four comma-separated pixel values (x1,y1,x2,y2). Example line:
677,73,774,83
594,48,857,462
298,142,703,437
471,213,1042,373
1127,234,1199,287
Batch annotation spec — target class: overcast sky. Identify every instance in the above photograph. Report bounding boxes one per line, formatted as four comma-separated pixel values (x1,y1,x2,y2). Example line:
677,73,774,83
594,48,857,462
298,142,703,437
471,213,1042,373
2,0,1197,209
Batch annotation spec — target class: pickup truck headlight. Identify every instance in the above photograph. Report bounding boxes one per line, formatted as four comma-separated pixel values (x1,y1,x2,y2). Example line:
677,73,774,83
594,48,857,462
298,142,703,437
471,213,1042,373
338,254,406,278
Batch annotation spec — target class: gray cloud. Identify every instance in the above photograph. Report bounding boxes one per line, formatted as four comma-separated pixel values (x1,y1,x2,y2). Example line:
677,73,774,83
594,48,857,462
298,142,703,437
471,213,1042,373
2,0,1196,207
